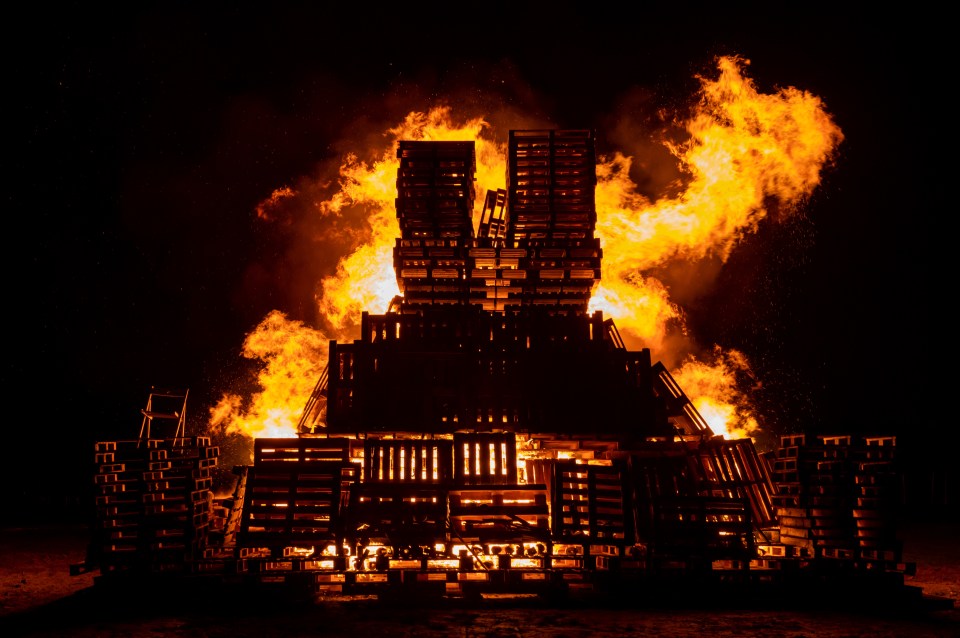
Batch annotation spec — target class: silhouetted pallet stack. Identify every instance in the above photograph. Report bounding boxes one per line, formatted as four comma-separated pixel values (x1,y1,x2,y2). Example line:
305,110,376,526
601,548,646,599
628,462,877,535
690,437,778,530
326,306,666,437
91,437,217,576
348,438,452,554
648,496,754,572
394,141,476,306
75,125,931,605
465,243,532,312
507,130,597,241
504,130,601,312
769,434,856,555
762,433,913,581
618,439,765,576
551,460,633,572
448,485,550,549
448,432,550,557
400,131,607,313
851,436,910,574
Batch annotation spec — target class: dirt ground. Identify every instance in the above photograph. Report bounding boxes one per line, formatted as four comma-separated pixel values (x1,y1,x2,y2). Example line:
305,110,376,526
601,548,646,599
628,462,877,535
1,520,957,638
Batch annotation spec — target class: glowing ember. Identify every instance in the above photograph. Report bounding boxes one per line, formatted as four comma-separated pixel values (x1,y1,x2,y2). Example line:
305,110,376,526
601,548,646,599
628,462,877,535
209,55,843,442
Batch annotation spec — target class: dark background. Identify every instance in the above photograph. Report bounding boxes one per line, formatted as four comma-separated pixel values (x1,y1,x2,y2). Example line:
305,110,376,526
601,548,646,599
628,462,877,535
5,5,942,521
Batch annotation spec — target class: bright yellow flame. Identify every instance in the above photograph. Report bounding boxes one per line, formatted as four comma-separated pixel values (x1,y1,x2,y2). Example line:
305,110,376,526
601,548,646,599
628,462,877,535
317,107,506,336
210,57,843,445
591,55,843,351
208,107,508,442
588,55,841,437
208,310,328,444
672,347,759,440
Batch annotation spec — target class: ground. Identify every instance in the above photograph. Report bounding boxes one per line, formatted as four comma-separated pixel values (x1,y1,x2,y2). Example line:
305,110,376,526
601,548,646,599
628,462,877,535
1,520,957,637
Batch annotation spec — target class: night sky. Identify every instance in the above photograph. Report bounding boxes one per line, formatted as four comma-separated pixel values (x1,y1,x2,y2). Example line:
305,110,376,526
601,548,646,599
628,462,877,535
6,5,939,519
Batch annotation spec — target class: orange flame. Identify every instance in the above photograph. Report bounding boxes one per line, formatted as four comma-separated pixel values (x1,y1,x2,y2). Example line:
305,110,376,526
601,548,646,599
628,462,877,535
208,56,843,442
672,347,760,439
208,310,328,444
592,55,843,350
317,107,506,335
255,186,295,222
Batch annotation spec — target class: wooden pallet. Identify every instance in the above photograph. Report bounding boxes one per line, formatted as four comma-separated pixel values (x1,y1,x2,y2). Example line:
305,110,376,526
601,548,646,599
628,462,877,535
454,432,517,485
649,496,754,568
448,484,550,543
346,483,448,549
552,460,633,547
238,460,356,557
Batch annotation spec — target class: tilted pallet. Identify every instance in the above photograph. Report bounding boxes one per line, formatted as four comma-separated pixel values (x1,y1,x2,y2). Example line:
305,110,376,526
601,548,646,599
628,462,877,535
648,496,755,569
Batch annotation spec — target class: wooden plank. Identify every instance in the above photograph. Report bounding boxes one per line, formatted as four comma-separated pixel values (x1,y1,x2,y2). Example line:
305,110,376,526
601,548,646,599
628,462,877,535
254,437,350,464
345,483,448,548
650,496,754,562
448,484,549,543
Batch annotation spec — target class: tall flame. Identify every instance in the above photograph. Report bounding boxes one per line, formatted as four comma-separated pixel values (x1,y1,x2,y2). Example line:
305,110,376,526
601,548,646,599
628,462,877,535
208,310,328,440
207,55,843,444
592,55,844,350
317,108,506,335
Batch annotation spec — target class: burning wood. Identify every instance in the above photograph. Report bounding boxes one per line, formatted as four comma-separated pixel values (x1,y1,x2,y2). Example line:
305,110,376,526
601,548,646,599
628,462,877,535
77,127,915,607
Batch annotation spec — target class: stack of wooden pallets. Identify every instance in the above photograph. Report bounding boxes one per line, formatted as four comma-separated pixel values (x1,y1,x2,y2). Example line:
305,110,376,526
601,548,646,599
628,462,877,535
348,437,452,555
690,437,778,530
507,130,597,241
851,436,908,573
505,130,601,311
91,437,218,577
771,434,858,555
550,459,633,573
448,432,551,559
618,439,765,576
394,141,476,306
326,307,667,438
760,433,914,582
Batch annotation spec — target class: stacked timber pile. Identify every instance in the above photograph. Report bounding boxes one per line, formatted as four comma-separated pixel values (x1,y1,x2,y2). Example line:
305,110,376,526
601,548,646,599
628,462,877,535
238,438,357,559
72,130,927,607
393,131,602,313
220,432,781,597
762,433,914,586
393,141,476,306
326,307,666,437
89,436,218,578
502,130,601,312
